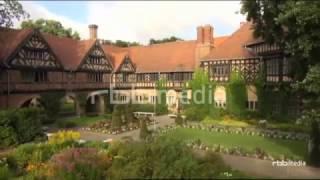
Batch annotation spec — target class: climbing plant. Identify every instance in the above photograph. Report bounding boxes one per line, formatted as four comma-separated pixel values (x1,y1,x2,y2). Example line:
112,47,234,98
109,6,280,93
184,69,217,121
254,69,295,121
155,78,168,115
226,71,247,118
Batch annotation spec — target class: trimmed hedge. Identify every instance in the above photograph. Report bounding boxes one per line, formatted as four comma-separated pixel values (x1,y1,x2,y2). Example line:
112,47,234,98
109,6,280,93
0,108,43,149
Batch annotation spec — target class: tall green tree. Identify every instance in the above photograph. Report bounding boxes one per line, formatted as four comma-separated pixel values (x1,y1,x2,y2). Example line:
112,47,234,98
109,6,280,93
40,92,65,124
241,0,320,166
0,0,29,27
241,0,320,81
21,18,80,40
111,105,123,130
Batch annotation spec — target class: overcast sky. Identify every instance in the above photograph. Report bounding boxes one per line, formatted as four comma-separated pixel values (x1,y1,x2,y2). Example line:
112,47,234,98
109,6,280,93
16,1,246,44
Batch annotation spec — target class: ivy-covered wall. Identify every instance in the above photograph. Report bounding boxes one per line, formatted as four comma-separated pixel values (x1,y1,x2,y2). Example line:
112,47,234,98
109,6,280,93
226,72,248,118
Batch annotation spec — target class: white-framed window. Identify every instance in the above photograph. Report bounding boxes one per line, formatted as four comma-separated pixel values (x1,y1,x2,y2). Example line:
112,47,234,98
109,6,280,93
246,101,258,111
150,96,157,104
215,100,226,108
167,96,175,105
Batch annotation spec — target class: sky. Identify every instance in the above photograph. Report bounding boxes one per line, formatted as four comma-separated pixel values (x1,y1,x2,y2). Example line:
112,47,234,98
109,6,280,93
15,1,246,45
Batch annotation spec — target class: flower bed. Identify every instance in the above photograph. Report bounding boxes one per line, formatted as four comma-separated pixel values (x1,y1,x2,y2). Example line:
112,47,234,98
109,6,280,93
154,124,308,141
186,139,302,161
81,119,158,135
183,124,309,141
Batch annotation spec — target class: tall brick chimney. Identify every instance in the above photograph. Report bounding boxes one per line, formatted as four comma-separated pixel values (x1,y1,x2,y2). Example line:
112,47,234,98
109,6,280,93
195,24,214,68
197,26,204,43
88,24,98,40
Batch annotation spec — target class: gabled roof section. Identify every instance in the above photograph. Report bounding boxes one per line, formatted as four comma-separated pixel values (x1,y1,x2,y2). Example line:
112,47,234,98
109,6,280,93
43,34,95,71
202,22,257,61
0,27,33,66
117,56,135,73
78,42,113,72
101,45,128,71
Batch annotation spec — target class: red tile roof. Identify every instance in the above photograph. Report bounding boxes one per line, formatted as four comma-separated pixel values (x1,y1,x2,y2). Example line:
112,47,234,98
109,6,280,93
0,23,258,73
0,27,33,66
43,34,95,71
202,22,256,60
102,36,229,73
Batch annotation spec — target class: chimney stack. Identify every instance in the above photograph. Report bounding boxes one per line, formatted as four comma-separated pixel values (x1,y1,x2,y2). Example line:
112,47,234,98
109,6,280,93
88,24,98,40
197,25,214,44
203,24,214,44
197,26,204,43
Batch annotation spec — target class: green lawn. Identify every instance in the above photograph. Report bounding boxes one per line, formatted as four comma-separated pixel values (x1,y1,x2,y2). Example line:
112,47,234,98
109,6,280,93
164,128,307,160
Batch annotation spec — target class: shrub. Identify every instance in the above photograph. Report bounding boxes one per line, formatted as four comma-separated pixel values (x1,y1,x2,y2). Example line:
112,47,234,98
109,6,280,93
40,92,65,124
0,108,43,148
12,108,42,143
0,165,13,180
0,126,18,149
50,148,111,179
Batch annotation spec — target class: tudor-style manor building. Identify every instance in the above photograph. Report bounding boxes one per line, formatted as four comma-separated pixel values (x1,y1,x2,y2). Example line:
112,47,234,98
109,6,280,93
0,22,297,116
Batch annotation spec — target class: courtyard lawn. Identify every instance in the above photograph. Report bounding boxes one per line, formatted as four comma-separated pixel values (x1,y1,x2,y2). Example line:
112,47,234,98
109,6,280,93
164,128,307,160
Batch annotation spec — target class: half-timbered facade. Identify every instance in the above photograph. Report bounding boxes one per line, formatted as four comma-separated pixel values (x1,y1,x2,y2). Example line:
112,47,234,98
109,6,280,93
0,22,299,115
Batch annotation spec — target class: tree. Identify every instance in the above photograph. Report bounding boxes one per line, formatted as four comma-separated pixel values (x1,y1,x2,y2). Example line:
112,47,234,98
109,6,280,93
0,0,29,27
125,101,136,124
149,36,183,45
40,92,65,124
241,0,320,81
175,113,183,126
100,39,141,47
139,117,149,140
21,18,80,40
241,0,320,166
111,105,122,130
